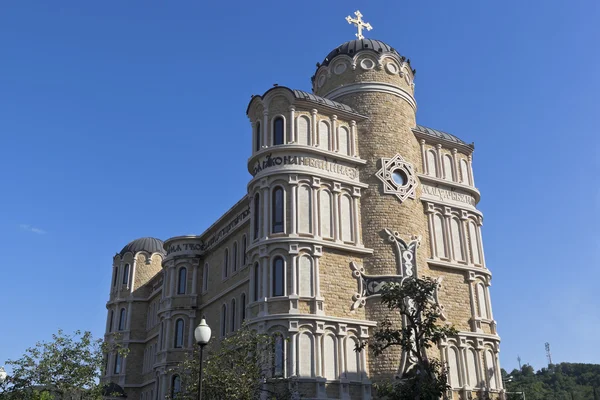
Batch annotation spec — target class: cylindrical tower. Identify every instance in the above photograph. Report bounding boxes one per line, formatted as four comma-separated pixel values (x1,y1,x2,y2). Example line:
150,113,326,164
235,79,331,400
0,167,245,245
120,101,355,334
313,39,428,379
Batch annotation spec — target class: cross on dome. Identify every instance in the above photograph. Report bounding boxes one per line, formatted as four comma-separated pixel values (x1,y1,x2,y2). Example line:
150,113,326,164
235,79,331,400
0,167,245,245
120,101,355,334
345,10,372,40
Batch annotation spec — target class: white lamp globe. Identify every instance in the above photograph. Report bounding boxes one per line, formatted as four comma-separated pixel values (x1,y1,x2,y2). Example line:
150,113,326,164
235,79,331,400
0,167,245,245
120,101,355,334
194,318,212,345
0,367,7,384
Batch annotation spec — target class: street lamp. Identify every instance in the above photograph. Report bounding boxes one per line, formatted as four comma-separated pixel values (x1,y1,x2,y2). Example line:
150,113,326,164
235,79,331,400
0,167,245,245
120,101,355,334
194,318,211,400
0,367,7,384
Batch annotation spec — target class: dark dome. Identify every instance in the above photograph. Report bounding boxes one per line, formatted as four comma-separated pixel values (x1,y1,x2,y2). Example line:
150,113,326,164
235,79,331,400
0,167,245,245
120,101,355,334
119,237,165,256
320,39,404,67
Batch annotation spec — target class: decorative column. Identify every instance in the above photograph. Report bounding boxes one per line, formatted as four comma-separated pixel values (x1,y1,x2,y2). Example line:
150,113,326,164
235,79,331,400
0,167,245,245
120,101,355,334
331,114,338,152
443,206,453,262
262,185,269,239
332,184,341,242
262,110,269,148
452,148,459,182
289,176,298,236
352,188,362,246
129,258,137,294
312,178,320,239
435,144,443,178
310,109,318,147
350,120,357,157
288,106,295,143
191,261,198,295
467,154,475,186
420,139,427,174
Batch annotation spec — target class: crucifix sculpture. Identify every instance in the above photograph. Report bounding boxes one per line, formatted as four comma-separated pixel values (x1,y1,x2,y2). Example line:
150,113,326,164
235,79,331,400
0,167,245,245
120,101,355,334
345,10,373,40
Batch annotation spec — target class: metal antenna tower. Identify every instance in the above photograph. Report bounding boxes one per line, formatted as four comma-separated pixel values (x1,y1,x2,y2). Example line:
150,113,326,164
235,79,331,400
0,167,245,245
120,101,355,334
517,355,522,369
545,342,553,366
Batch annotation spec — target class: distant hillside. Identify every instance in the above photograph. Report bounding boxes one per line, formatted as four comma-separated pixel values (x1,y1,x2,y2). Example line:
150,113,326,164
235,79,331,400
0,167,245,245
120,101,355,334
502,363,600,400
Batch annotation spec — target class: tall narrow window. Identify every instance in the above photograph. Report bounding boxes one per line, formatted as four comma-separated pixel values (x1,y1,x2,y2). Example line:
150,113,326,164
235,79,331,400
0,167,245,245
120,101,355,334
318,120,330,150
118,308,126,331
297,115,310,145
109,310,114,333
448,347,461,388
443,154,454,181
433,214,447,258
338,126,350,155
242,235,247,266
122,264,130,286
255,121,261,152
112,267,118,287
273,334,284,377
223,249,229,279
202,263,209,293
298,185,312,234
273,117,284,145
340,194,353,242
114,353,122,374
253,262,260,301
427,150,438,177
272,187,284,233
172,375,181,397
477,283,488,319
241,293,246,322
272,257,284,297
298,255,314,297
319,190,333,238
221,304,227,337
232,242,238,272
177,267,187,294
174,319,184,348
253,193,260,240
468,221,482,265
230,298,236,332
450,218,464,262
460,159,470,184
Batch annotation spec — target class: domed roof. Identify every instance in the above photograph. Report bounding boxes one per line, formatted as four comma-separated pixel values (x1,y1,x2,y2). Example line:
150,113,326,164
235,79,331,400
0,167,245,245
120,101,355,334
320,39,405,67
119,237,165,257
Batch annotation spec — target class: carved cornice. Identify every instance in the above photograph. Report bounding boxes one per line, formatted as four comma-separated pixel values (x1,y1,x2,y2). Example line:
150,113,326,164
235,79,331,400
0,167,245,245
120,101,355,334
427,259,492,279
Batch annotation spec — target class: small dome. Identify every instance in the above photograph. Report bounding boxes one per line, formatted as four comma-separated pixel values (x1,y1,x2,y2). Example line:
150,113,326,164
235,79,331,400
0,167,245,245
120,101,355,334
320,39,404,67
119,237,165,257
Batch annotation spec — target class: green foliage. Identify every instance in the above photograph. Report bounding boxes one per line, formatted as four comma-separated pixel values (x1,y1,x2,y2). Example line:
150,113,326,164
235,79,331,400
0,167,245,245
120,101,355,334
167,324,293,400
357,277,458,400
1,330,127,400
503,363,600,400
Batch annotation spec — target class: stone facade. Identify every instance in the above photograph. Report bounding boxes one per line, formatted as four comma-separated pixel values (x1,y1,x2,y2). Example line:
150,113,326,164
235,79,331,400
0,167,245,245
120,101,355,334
101,37,503,400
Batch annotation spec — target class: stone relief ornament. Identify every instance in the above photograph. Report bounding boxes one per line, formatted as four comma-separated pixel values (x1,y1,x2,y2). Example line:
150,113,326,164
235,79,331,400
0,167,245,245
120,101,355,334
375,154,418,203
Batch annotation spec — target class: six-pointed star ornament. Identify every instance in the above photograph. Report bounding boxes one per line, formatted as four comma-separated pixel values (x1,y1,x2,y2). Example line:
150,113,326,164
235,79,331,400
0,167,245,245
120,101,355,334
375,154,418,203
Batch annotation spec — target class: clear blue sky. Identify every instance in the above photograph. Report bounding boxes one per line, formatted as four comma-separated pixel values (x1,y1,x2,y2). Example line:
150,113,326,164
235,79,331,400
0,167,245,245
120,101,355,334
1,0,598,374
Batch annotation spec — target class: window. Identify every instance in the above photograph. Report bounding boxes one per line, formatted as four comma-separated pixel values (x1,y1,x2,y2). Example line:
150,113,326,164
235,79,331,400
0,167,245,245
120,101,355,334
255,121,261,152
241,235,247,266
114,353,122,374
319,190,333,238
253,193,260,240
109,310,114,333
443,154,454,181
273,117,284,145
177,267,187,295
223,249,229,279
272,257,284,297
122,264,130,286
174,319,184,348
338,126,350,155
241,293,246,323
318,120,330,150
112,267,118,287
448,346,461,388
232,242,238,273
298,255,314,297
172,375,181,398
433,213,447,259
297,185,312,234
230,298,236,332
427,149,438,177
118,308,126,331
272,187,284,233
340,194,353,242
221,304,227,337
273,334,284,377
253,262,260,301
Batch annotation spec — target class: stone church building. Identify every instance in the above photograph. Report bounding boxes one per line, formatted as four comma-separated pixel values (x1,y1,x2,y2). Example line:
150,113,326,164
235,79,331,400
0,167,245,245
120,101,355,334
102,13,503,400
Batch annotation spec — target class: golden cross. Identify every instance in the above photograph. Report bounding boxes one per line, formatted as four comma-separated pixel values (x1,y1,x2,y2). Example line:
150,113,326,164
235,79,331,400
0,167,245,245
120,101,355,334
345,10,372,40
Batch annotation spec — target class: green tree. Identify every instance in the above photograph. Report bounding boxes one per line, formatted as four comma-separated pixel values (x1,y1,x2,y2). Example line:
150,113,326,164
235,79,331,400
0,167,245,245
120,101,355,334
167,324,293,400
2,330,127,400
357,277,458,400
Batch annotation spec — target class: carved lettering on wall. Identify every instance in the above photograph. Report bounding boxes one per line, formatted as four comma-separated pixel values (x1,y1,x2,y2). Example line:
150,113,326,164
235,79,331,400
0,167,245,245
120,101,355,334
421,183,476,206
252,153,358,179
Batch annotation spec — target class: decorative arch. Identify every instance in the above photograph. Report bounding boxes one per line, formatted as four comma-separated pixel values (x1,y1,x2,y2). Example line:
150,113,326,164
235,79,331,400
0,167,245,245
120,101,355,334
174,318,185,348
296,115,311,146
177,266,187,294
443,154,455,181
272,115,285,146
297,331,315,377
427,149,438,177
322,331,338,380
319,188,333,239
318,120,331,150
338,125,350,155
297,184,312,234
271,186,285,234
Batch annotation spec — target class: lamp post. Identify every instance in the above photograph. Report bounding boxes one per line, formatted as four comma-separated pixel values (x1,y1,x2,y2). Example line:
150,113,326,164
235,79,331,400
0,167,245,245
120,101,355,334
0,366,7,385
194,318,211,400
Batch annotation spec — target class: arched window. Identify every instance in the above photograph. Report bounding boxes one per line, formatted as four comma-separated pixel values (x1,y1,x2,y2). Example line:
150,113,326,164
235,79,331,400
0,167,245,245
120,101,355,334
466,347,479,387
272,187,284,233
318,120,330,150
427,150,438,177
232,242,238,272
122,264,130,286
273,333,284,377
223,248,229,279
202,263,209,293
433,213,447,259
323,333,337,380
221,304,227,337
298,332,314,377
272,257,284,297
468,221,482,265
241,235,247,266
230,298,236,332
255,121,261,152
338,126,350,155
171,375,181,398
448,346,461,388
344,336,360,381
340,194,353,242
241,293,246,323
297,185,312,234
319,190,333,238
253,193,260,240
450,218,464,262
460,159,470,184
114,353,122,374
298,255,314,297
174,319,184,348
297,115,311,145
112,267,118,287
253,262,260,301
118,308,126,331
273,117,284,145
485,350,498,389
443,154,454,181
477,283,488,319
109,310,114,333
177,267,187,294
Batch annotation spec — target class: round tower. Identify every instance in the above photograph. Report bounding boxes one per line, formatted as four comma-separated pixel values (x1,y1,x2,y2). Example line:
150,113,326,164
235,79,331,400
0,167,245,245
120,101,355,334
313,39,429,379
